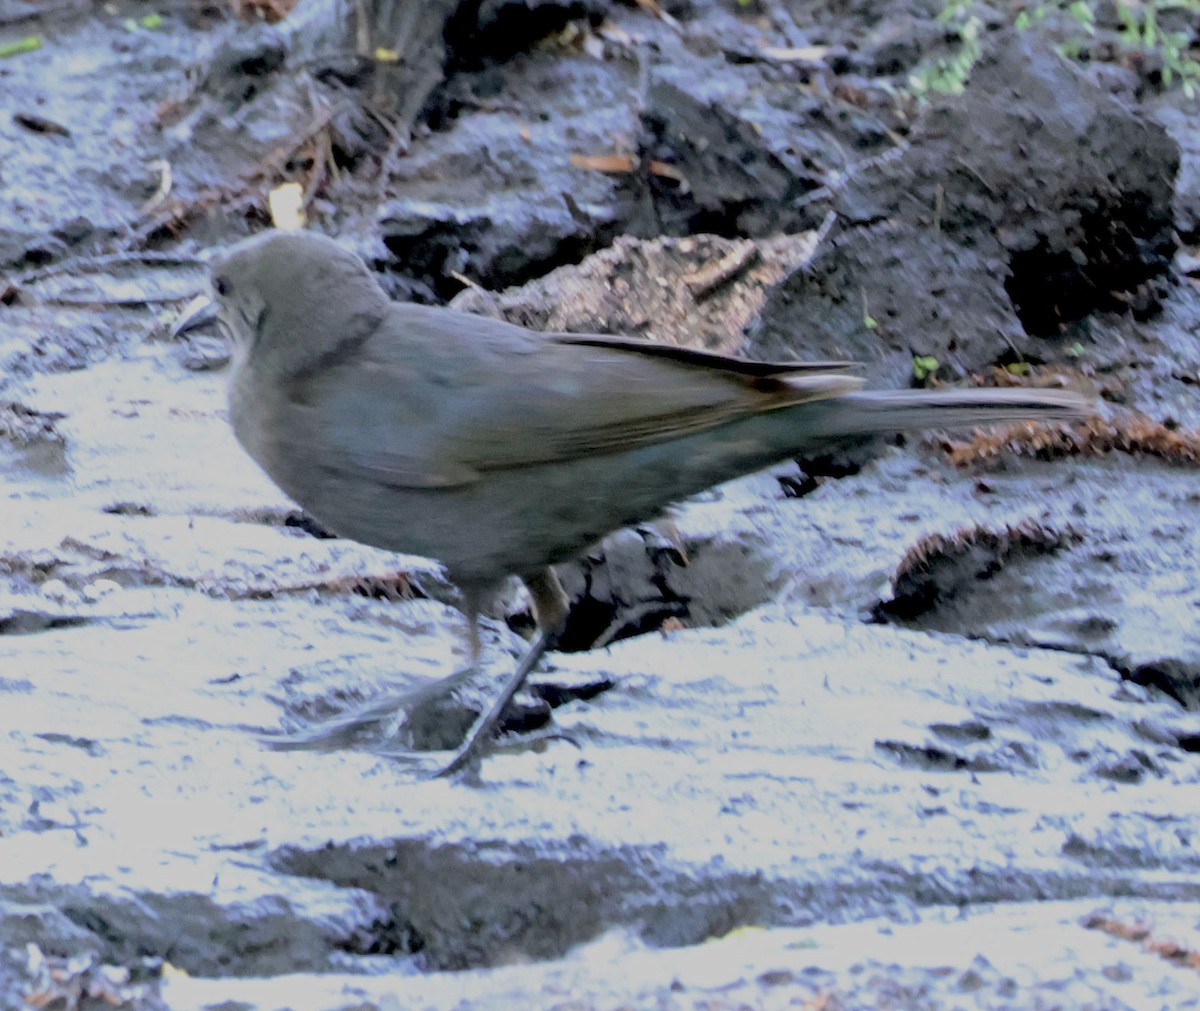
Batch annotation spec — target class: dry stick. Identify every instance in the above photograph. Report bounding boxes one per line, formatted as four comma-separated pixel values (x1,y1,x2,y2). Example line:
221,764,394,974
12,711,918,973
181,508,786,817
680,211,837,303
353,0,371,55
16,252,206,286
40,294,196,308
794,144,908,212
953,156,997,195
293,83,336,209
633,40,651,115
773,209,838,282
252,102,337,186
131,189,255,248
301,131,331,210
131,103,339,248
447,270,488,296
363,102,411,169
682,242,760,301
138,159,173,218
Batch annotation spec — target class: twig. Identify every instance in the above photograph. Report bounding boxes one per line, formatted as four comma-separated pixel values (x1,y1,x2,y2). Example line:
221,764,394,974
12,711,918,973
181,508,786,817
138,159,173,218
249,103,336,184
39,293,197,308
16,251,206,286
682,241,760,301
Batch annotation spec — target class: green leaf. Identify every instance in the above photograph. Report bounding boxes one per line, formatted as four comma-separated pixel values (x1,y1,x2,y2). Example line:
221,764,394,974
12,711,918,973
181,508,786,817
0,35,42,58
912,355,940,381
1068,1,1095,27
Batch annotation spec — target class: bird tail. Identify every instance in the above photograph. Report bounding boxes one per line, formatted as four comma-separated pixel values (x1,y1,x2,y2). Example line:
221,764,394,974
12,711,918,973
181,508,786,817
816,386,1090,437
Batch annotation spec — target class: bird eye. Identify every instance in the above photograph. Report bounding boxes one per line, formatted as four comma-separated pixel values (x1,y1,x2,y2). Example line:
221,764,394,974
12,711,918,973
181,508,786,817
214,275,232,297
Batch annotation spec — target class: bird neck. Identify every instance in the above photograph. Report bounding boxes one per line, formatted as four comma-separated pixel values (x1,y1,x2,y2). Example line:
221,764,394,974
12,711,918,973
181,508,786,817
258,271,389,386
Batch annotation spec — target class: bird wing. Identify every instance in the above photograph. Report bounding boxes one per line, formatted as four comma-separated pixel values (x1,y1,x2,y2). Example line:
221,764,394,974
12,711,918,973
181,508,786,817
467,331,863,465
289,305,864,490
552,332,857,375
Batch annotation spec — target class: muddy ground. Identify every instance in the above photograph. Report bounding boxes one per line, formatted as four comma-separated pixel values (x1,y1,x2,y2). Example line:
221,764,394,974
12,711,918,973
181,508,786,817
2,0,1200,1008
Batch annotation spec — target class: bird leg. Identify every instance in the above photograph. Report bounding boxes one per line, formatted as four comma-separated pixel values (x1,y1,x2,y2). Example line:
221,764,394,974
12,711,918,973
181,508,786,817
261,664,480,753
434,566,570,777
261,568,571,775
262,597,485,755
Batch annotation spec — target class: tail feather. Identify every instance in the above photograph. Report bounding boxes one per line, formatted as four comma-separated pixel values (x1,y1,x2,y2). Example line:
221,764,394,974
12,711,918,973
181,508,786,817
827,386,1089,436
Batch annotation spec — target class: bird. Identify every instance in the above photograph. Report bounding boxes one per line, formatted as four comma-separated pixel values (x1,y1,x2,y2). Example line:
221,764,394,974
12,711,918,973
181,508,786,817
174,228,1088,776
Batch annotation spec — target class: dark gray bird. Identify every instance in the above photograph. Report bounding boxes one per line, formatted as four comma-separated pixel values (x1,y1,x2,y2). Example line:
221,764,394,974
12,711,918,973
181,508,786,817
177,229,1088,775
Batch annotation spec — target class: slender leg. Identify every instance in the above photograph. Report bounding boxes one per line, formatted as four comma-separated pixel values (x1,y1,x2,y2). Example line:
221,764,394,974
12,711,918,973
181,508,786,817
436,566,570,777
262,572,571,776
261,665,479,753
263,590,489,755
464,594,482,670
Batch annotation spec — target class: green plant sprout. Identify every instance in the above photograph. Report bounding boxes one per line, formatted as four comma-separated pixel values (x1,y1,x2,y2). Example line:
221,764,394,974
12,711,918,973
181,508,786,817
910,0,1200,98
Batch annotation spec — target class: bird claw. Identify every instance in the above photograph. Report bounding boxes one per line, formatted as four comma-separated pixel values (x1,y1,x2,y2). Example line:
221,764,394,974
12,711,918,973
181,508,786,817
374,738,484,778
261,711,488,779
379,727,581,778
261,631,556,778
259,666,480,756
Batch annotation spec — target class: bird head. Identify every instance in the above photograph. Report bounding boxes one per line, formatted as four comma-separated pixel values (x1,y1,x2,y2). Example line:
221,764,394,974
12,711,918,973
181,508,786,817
173,230,391,377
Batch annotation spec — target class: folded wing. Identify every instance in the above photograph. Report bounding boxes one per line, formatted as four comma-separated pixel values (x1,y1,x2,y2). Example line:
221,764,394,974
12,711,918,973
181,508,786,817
285,305,864,490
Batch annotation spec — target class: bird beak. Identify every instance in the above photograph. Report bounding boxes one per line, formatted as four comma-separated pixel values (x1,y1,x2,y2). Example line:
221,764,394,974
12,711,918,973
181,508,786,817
171,294,219,337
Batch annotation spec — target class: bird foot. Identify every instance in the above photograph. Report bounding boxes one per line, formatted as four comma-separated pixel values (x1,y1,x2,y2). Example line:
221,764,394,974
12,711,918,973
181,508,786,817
377,726,583,778
260,632,613,777
259,665,481,755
